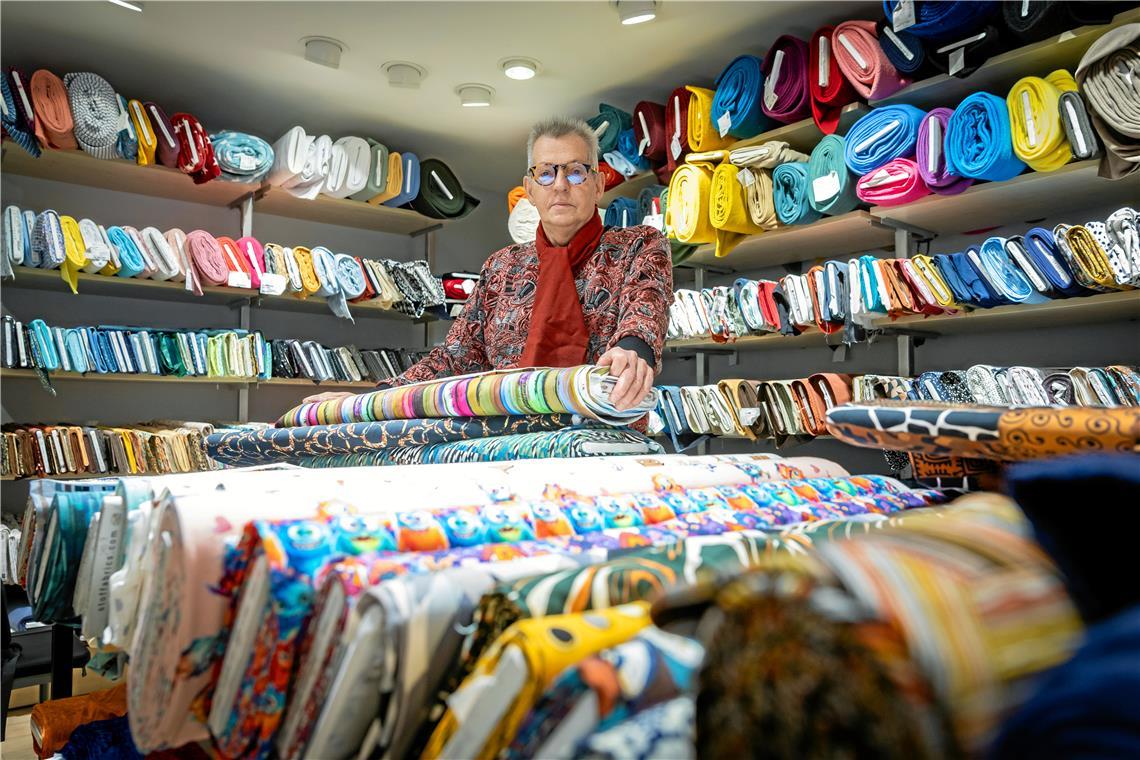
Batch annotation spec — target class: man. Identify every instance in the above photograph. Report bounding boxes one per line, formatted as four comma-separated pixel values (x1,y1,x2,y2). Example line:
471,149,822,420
306,116,672,410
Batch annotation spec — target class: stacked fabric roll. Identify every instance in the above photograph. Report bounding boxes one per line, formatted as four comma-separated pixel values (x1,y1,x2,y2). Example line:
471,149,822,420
1,204,447,319
1076,21,1140,179
666,206,1139,345
268,339,428,385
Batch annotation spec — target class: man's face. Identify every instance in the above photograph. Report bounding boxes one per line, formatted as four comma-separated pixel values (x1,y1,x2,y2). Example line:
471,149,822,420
524,134,604,234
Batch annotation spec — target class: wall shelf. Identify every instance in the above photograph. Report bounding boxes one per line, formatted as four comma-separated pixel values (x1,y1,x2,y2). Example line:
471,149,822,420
730,103,868,153
252,186,445,236
601,171,662,205
0,368,375,389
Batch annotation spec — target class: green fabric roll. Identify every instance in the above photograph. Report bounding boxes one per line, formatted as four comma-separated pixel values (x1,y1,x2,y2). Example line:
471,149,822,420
808,134,860,216
638,184,667,220
350,138,390,202
410,158,481,219
587,103,633,155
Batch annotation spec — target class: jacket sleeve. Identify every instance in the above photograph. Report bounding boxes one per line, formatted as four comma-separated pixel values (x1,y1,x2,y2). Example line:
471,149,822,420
606,228,673,373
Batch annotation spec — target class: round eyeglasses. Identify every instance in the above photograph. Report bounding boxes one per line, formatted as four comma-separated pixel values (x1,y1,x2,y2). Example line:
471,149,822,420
527,161,596,186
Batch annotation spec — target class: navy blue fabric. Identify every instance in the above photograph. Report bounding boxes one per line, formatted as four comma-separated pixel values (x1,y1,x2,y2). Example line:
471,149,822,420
1023,227,1090,297
956,249,1006,307
882,1,998,41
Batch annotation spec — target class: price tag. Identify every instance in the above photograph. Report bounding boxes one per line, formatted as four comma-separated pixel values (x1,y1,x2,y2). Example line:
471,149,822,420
739,408,762,426
892,0,916,32
227,271,252,289
736,167,756,188
763,49,784,111
812,171,840,203
642,213,665,231
259,273,288,295
1021,91,1038,148
817,36,830,88
717,111,732,138
948,47,966,76
881,25,914,60
1021,0,1031,17
239,154,257,171
670,134,683,160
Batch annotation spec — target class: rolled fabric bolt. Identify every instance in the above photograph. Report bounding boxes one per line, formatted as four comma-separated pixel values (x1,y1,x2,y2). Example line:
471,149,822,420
945,92,1027,182
855,158,931,205
843,104,926,175
711,55,770,139
916,108,973,195
875,18,928,76
773,162,823,225
808,134,860,216
883,0,999,42
1008,69,1080,172
761,36,812,124
831,21,909,101
809,26,858,135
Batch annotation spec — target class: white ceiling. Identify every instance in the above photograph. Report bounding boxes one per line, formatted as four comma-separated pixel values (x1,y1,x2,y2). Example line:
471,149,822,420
1,1,877,195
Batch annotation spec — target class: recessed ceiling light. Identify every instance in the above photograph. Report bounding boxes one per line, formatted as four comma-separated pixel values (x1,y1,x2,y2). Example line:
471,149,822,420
382,61,427,89
107,0,143,11
500,57,541,81
614,0,657,25
456,83,494,108
301,36,346,69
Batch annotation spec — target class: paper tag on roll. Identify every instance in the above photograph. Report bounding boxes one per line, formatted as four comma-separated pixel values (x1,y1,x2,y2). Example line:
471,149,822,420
239,154,257,171
736,168,756,188
817,36,831,88
812,171,840,202
893,0,916,31
670,135,683,160
227,271,252,289
259,273,288,295
642,213,665,231
739,408,762,426
948,47,966,76
717,111,732,137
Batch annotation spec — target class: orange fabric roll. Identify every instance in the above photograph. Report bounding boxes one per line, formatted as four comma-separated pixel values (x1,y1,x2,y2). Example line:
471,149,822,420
30,69,78,150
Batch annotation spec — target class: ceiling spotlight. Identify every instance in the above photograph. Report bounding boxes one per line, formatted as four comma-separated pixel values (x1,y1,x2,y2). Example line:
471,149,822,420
614,0,657,25
500,57,540,81
456,83,494,107
107,0,143,10
382,61,427,89
302,36,346,69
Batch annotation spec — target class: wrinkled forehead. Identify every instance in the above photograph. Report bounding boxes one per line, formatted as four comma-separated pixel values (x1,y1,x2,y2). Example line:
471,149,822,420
530,133,591,165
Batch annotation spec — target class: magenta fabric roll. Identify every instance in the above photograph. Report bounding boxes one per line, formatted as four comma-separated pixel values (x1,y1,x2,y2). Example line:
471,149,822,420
761,35,812,124
916,107,974,196
831,20,909,101
855,158,931,206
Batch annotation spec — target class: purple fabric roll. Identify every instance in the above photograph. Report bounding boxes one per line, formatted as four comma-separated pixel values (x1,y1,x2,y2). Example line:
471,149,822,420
761,35,812,124
917,108,974,195
143,101,180,168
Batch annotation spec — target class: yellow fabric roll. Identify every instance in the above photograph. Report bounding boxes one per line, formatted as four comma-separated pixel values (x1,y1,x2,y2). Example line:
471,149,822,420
912,254,960,309
59,215,88,294
291,246,321,298
1007,69,1079,172
127,98,157,166
709,162,768,258
666,160,717,245
367,152,403,205
1063,225,1124,290
686,85,734,152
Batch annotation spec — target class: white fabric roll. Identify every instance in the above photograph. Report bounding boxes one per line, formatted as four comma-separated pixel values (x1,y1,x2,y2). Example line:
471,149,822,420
508,197,540,244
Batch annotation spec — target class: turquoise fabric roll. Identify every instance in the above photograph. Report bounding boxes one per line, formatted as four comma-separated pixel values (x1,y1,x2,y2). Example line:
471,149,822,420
945,93,1027,182
587,103,633,154
211,131,275,183
106,226,145,278
808,135,860,216
615,128,651,173
605,197,641,227
843,104,926,176
711,55,771,139
773,162,822,225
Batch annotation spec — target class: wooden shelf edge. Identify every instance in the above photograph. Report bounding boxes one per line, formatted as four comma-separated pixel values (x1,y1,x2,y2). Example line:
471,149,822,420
0,368,375,389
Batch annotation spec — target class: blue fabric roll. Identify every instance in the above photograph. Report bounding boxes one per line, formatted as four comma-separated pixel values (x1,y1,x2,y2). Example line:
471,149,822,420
1023,227,1089,297
875,18,927,75
957,248,1006,307
882,1,998,41
976,236,1050,304
604,197,641,228
711,54,770,139
615,128,651,173
844,104,926,175
808,134,861,216
105,226,145,278
383,152,422,207
858,255,886,312
1,73,40,158
210,131,274,183
932,254,973,304
945,93,1027,182
772,162,822,225
115,95,138,162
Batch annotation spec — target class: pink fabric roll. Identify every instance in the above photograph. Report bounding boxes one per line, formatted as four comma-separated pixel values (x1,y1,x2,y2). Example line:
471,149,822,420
184,230,229,288
855,158,931,206
831,21,910,101
234,236,265,289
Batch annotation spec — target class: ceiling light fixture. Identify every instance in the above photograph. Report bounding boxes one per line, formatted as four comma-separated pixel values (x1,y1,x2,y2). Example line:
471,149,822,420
456,83,494,107
614,0,657,25
301,36,346,69
382,61,427,89
500,57,540,81
107,0,143,11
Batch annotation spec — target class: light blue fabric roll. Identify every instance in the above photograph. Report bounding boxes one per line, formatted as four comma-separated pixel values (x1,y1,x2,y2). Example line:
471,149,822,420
976,236,1050,304
105,226,145,278
383,152,421,207
773,162,823,225
945,93,1027,182
615,128,651,173
844,104,926,175
210,131,275,183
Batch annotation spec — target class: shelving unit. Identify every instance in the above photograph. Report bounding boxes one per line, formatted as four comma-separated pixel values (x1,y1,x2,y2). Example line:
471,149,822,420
600,171,663,205
0,368,376,390
730,103,868,154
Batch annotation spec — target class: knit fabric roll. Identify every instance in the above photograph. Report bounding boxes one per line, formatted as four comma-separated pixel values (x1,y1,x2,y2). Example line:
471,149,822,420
63,72,120,160
844,104,926,175
809,134,860,215
30,69,78,150
587,103,632,155
773,162,823,225
761,36,812,124
916,108,974,195
875,18,928,76
604,197,641,228
831,21,910,101
686,86,734,152
666,161,717,245
1,69,41,157
1075,23,1140,179
945,92,1028,182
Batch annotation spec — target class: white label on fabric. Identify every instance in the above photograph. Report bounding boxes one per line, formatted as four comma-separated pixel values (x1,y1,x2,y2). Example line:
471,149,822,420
927,118,941,174
642,213,665,231
813,171,840,202
227,271,252,289
1065,100,1088,156
924,379,940,399
863,168,899,188
739,408,762,426
670,134,683,160
764,50,784,111
881,25,915,60
1021,91,1038,147
637,137,650,156
838,34,868,71
819,383,835,409
405,160,413,193
591,119,610,138
376,156,385,185
717,111,732,137
12,72,34,123
258,273,287,295
239,154,257,171
817,37,831,88
637,111,651,155
1021,0,1031,17
622,209,629,227
736,167,756,188
181,122,199,167
130,101,153,143
0,94,8,118
245,242,264,276
430,171,455,200
937,32,986,54
948,47,966,76
854,120,900,154
150,105,176,148
892,0,916,31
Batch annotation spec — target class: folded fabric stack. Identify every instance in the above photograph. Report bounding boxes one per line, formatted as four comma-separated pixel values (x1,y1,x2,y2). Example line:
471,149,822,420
268,340,428,385
666,205,1138,345
0,420,253,479
1,204,448,318
1,316,272,380
0,521,18,585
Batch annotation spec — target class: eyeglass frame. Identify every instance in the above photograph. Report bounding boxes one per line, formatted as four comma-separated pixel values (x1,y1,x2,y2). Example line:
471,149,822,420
525,161,599,186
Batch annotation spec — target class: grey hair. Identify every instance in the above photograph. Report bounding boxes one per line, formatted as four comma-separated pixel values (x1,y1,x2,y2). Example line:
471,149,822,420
526,116,599,168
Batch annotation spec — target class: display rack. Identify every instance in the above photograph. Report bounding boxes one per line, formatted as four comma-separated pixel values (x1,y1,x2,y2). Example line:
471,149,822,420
0,368,376,389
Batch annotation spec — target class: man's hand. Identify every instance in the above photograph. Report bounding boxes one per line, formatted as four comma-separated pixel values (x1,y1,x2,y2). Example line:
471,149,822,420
302,391,354,404
598,346,654,411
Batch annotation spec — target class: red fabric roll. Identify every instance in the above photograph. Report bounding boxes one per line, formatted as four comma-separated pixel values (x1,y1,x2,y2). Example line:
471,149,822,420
171,113,220,184
598,160,625,191
809,25,859,135
664,85,691,173
632,100,667,163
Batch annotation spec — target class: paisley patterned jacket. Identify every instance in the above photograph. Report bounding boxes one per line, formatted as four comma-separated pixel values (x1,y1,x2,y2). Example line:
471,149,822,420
386,225,673,386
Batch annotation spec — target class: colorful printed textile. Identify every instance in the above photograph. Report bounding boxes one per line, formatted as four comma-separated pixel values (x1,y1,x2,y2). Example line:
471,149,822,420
573,696,695,760
826,402,1140,460
206,415,576,466
275,366,660,428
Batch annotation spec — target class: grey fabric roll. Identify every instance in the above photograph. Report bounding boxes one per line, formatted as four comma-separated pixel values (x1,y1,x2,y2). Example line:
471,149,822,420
1075,23,1140,178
